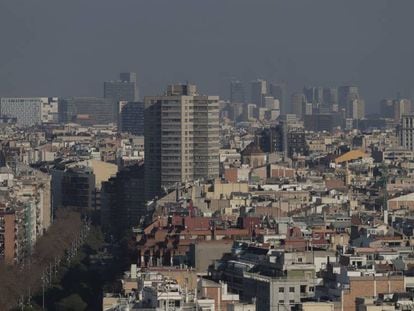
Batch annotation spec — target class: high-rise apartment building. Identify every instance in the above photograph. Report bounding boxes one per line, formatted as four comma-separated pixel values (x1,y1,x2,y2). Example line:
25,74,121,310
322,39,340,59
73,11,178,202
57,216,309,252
400,115,414,150
259,117,308,158
60,166,96,209
268,82,287,114
59,97,117,125
230,80,245,104
104,72,139,102
144,84,220,199
101,164,145,235
0,97,58,127
251,79,267,108
118,101,144,135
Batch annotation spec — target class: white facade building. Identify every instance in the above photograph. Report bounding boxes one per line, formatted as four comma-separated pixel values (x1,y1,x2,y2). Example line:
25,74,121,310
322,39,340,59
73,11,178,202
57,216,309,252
0,97,58,127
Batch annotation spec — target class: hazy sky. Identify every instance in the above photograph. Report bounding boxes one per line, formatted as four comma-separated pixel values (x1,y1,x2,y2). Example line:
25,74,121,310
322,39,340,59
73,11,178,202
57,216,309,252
1,0,414,111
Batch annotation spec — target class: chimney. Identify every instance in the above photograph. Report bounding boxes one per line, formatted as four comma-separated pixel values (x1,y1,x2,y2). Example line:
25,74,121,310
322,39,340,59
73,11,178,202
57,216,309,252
383,209,389,225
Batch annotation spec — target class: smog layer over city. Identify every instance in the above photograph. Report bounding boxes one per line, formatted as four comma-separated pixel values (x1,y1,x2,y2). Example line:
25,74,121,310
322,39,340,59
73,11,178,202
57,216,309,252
1,1,414,310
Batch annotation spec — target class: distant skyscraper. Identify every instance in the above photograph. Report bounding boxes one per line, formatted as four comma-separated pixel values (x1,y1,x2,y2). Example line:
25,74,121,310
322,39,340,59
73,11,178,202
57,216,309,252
144,84,219,199
263,96,280,110
347,99,365,120
394,99,412,122
251,79,267,108
120,72,137,83
322,87,338,109
230,103,244,122
305,102,313,115
230,80,245,103
303,86,323,104
291,92,305,118
104,72,139,102
59,97,117,125
338,86,359,112
0,97,58,127
380,99,394,119
118,101,144,135
243,103,257,121
268,82,287,114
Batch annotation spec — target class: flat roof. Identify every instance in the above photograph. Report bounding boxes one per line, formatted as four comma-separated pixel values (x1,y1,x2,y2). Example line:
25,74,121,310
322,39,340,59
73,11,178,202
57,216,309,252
388,192,414,202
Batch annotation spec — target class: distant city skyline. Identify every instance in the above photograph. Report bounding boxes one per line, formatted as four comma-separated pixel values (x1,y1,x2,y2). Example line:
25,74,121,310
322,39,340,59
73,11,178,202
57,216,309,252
1,1,414,111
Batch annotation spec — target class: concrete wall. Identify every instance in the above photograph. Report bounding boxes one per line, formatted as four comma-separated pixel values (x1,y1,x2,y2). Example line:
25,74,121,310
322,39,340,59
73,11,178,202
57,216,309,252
343,276,404,311
190,240,233,273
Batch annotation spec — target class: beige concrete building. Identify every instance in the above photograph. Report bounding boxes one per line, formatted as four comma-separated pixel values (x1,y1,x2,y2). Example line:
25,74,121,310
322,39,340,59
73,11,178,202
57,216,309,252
144,84,219,199
388,192,414,211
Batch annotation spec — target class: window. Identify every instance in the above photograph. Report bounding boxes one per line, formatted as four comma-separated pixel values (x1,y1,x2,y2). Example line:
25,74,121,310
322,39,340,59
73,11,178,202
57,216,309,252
309,286,314,292
279,300,284,304
289,287,295,293
279,287,284,293
289,300,295,304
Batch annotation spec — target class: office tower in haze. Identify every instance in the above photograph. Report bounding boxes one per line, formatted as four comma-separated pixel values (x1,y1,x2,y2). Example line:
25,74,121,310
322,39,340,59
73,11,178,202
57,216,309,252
120,72,137,83
394,99,412,122
251,79,267,108
268,82,287,114
322,87,338,111
338,85,359,112
230,80,245,104
380,99,394,119
104,72,139,102
144,84,220,199
303,86,323,104
291,92,306,118
0,97,58,127
59,97,117,125
118,101,144,135
347,99,365,120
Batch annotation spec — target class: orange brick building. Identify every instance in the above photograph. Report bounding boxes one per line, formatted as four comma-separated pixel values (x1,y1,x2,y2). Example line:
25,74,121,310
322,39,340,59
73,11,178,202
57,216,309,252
342,275,404,311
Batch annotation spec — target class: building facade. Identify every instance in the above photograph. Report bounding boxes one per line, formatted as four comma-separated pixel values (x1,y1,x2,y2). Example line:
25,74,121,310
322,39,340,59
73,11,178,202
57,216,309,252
230,80,245,104
338,85,359,113
58,97,117,125
0,97,58,127
144,84,220,199
251,79,267,108
104,72,139,102
400,115,414,151
291,93,306,118
101,164,145,235
118,101,144,135
269,82,287,115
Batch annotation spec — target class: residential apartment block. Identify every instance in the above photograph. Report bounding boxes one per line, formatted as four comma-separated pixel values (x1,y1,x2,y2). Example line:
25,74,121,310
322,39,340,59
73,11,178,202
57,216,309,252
144,84,220,199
